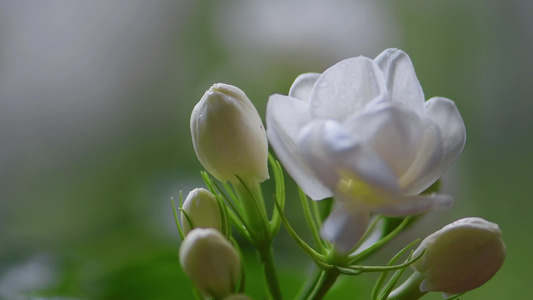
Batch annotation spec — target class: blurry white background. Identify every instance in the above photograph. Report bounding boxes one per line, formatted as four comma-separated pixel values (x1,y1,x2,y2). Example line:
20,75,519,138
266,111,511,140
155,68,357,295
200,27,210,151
0,1,531,299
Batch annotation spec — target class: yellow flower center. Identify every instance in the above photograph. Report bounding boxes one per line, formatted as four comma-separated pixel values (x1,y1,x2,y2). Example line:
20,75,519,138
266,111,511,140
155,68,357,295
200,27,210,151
336,171,390,207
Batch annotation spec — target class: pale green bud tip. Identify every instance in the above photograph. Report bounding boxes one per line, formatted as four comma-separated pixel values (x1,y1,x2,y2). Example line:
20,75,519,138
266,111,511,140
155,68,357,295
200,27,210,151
191,83,269,183
179,228,241,299
181,188,223,235
412,217,506,295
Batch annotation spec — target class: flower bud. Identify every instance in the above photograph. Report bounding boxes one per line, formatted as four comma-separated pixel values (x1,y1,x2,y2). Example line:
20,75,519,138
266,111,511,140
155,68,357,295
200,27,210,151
191,83,269,183
179,228,241,299
181,188,224,235
412,217,505,295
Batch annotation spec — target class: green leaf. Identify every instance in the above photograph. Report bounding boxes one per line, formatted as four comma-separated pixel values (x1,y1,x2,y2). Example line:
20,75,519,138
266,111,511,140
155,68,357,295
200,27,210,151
171,194,185,240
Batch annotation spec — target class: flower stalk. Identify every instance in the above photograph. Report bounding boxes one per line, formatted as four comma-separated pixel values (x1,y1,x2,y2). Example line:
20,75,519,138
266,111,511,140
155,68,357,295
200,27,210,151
307,269,340,300
233,178,283,299
258,245,283,300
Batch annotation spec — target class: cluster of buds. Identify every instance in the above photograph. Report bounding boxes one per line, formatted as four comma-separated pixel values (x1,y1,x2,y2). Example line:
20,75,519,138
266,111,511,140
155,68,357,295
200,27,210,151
178,188,241,299
178,83,273,299
175,49,506,300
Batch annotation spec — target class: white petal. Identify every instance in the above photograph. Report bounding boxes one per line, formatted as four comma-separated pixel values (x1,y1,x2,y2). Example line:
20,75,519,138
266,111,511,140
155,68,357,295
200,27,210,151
425,97,466,161
402,97,466,193
288,73,320,101
344,104,423,179
297,120,340,189
309,56,388,121
399,118,444,194
298,120,399,194
321,204,370,255
266,94,333,200
375,193,453,216
374,48,425,115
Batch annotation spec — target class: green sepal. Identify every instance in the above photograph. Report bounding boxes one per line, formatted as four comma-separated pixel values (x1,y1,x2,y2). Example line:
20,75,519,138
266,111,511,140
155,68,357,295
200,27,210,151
381,216,418,238
171,193,185,240
377,251,415,300
213,181,253,242
215,191,231,239
273,196,330,269
349,216,413,264
299,188,328,254
202,171,249,239
268,153,285,236
179,209,194,232
201,170,216,194
372,241,422,300
340,243,422,276
350,215,384,254
234,174,271,245
229,236,246,294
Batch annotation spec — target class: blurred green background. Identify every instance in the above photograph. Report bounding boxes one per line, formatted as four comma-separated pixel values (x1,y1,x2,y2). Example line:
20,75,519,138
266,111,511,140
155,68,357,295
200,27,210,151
0,1,530,299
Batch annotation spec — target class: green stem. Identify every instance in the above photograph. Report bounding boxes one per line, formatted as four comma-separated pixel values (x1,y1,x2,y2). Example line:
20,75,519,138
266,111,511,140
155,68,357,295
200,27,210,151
308,269,340,300
234,179,282,299
296,267,323,300
258,246,283,300
234,179,270,243
386,272,427,300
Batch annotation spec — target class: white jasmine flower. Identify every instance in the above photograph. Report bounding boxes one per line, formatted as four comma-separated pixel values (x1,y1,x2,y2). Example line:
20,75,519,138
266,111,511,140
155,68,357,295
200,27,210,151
191,83,269,183
266,48,466,215
412,217,506,296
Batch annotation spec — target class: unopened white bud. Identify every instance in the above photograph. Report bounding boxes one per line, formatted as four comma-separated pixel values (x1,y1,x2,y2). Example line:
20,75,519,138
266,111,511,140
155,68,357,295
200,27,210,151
412,217,505,295
181,188,223,235
191,83,269,183
179,228,241,299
